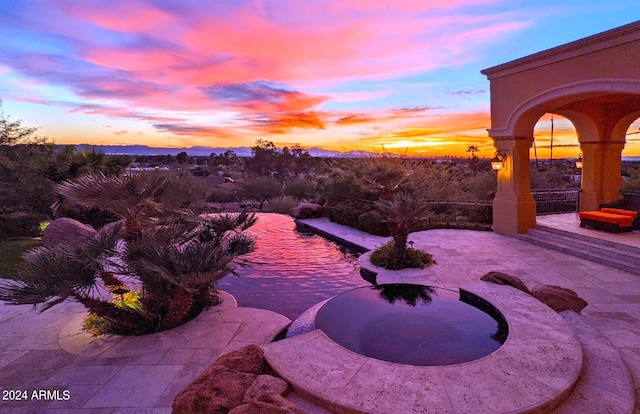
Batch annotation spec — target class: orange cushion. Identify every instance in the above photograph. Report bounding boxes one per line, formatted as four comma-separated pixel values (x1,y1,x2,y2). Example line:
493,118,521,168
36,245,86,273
579,211,634,227
600,208,638,218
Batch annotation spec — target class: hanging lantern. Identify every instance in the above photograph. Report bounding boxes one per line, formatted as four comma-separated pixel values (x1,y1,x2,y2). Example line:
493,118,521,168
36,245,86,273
491,151,506,171
575,153,583,169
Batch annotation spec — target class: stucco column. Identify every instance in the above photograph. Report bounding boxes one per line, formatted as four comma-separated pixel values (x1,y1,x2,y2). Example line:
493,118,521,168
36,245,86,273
492,136,537,236
579,141,624,211
601,141,624,204
579,142,602,211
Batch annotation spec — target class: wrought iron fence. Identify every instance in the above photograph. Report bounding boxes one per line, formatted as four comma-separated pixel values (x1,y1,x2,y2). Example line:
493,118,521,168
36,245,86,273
531,189,580,215
416,201,493,230
621,188,640,198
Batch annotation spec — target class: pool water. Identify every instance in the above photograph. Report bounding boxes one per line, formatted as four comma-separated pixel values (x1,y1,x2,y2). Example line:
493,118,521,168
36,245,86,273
217,213,368,320
314,284,508,366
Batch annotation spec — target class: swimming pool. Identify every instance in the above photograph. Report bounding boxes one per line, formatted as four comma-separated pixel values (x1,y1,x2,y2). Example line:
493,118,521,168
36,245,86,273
314,284,508,366
217,213,368,320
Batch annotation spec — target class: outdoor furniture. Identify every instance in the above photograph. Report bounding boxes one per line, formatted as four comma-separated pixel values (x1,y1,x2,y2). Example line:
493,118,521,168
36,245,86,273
600,196,640,228
578,210,634,233
600,207,638,219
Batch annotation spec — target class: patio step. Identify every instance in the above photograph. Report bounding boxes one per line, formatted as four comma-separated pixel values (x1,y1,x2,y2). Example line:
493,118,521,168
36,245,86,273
552,311,635,413
517,226,640,275
533,224,640,258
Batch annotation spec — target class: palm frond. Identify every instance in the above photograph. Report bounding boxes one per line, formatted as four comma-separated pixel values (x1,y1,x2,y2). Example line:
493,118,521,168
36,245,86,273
0,244,102,310
375,191,432,223
57,171,169,220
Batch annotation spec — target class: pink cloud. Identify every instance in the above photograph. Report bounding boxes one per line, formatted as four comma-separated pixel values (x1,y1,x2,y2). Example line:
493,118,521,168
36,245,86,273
63,1,173,33
62,0,527,93
2,0,529,153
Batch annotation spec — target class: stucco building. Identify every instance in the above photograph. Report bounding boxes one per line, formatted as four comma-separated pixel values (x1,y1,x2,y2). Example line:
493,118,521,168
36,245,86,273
483,21,640,236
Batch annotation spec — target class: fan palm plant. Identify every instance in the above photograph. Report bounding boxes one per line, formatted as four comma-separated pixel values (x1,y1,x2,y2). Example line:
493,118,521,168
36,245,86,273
56,171,170,240
374,191,432,264
361,156,408,200
0,171,257,335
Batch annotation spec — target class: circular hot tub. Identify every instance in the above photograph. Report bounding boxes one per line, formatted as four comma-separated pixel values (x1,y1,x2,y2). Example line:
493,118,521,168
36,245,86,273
314,284,508,366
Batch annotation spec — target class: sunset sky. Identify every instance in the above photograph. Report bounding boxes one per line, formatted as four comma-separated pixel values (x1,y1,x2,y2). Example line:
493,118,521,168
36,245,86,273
1,0,640,158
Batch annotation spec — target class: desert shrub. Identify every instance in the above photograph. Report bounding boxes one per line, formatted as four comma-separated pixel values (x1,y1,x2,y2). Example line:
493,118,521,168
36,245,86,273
530,167,565,189
82,291,147,336
357,210,389,236
329,200,374,229
207,187,238,207
402,161,466,200
160,172,209,210
370,241,435,270
264,196,299,215
318,168,376,206
284,177,316,200
240,175,283,210
463,171,497,201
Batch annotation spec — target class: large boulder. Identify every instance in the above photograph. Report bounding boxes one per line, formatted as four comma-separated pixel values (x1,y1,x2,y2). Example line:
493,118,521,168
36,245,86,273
531,285,588,313
173,367,257,414
480,271,531,294
291,203,324,219
230,393,304,414
214,344,267,374
172,345,267,414
99,219,125,238
244,375,289,403
41,217,98,248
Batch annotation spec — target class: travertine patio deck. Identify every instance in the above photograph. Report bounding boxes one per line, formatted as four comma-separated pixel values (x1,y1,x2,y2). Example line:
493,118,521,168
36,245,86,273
537,212,640,249
1,214,639,412
0,292,290,413
296,216,640,412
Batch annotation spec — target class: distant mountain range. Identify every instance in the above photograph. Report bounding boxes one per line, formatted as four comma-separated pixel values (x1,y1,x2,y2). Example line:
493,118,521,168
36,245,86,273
59,144,376,158
56,144,640,161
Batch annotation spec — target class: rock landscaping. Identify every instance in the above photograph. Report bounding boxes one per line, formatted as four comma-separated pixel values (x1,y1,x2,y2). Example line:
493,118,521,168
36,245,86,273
173,344,302,414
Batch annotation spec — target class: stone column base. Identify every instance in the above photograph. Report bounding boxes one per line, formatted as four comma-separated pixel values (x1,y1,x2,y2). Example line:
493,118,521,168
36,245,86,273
493,198,537,236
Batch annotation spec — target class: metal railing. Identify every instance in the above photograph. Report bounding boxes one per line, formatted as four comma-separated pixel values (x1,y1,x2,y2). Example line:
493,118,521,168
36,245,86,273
531,189,580,215
417,201,493,230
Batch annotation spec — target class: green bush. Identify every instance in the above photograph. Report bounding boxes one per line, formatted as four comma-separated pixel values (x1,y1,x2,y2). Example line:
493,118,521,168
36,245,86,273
329,200,372,229
329,201,396,235
264,196,299,215
284,178,316,200
357,210,389,236
0,213,50,239
370,241,435,270
83,291,145,336
206,187,238,206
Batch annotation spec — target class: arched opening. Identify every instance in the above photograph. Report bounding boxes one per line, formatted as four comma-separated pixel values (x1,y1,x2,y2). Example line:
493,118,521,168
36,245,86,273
622,117,640,191
482,21,640,236
529,114,581,214
531,114,580,166
622,117,640,157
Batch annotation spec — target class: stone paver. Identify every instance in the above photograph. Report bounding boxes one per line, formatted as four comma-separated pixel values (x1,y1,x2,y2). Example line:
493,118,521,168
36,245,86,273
298,215,640,412
0,292,290,413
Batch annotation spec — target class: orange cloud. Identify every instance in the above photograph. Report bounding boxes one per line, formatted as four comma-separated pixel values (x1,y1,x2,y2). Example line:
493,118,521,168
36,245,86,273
3,0,536,157
337,110,493,156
